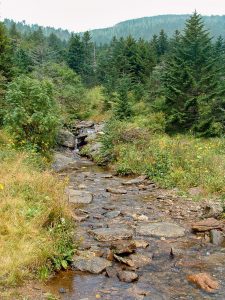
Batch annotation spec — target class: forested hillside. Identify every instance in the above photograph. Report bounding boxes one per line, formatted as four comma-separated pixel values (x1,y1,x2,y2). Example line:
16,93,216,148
4,14,225,44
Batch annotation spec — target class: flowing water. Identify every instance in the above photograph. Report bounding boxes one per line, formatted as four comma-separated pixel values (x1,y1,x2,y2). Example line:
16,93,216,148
46,151,225,300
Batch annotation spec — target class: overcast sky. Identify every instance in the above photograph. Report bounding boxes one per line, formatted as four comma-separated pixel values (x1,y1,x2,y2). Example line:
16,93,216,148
1,0,225,32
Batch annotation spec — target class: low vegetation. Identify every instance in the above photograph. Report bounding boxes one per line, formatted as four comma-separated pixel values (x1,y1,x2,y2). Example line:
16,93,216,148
0,131,75,286
95,118,225,197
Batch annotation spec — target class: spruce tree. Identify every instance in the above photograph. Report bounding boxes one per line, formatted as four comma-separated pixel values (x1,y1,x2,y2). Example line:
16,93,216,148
0,22,13,80
163,12,224,135
67,34,84,75
114,76,132,120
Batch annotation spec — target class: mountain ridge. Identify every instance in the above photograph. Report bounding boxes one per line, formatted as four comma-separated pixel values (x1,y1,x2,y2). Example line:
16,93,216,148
4,14,225,44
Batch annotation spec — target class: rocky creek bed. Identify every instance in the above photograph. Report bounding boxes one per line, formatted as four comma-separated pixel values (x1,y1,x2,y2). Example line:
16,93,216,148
44,140,225,300
17,122,225,300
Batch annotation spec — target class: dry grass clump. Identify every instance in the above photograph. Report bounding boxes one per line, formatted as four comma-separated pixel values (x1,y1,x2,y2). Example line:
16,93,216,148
0,131,74,286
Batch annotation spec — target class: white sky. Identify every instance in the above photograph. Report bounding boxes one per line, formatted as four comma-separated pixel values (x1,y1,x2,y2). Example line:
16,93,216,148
1,0,225,32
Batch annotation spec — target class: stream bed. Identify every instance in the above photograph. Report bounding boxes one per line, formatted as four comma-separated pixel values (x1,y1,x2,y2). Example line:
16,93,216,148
46,150,225,300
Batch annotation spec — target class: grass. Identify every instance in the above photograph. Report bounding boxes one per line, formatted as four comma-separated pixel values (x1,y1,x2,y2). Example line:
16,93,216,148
93,118,225,198
0,131,75,287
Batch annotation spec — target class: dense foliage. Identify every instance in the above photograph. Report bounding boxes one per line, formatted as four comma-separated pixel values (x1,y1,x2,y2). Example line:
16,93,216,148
4,76,60,152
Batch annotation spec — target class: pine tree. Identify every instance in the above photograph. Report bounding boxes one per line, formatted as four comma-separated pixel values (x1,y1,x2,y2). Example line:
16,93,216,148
67,34,84,75
0,22,13,80
82,31,95,85
114,76,133,120
157,29,169,57
163,12,224,135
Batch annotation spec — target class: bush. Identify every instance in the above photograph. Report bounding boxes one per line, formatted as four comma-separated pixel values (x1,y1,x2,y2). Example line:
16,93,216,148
31,63,89,122
4,75,60,153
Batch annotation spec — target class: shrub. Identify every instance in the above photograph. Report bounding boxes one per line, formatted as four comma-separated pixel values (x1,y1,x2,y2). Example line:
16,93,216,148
31,63,88,122
4,75,60,153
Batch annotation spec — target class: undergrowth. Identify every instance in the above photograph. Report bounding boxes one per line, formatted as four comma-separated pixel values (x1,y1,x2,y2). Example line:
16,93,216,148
95,117,225,198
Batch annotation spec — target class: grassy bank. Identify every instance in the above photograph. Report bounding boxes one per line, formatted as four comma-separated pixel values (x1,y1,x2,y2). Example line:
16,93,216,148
0,131,75,287
87,118,225,198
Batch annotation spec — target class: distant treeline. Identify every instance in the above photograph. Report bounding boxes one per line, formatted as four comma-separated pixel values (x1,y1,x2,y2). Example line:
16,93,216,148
4,14,225,45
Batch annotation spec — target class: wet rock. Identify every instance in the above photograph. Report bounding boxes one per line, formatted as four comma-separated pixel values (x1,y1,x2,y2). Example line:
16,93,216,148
73,257,112,274
57,129,75,148
106,187,127,194
75,120,94,129
104,210,121,218
136,222,185,238
132,214,148,222
117,270,138,283
103,205,116,210
111,240,136,255
114,254,135,267
128,253,152,268
202,201,224,218
68,189,93,204
133,240,149,249
123,176,147,185
52,153,77,172
106,249,114,261
105,266,119,278
187,272,219,293
90,227,133,241
210,229,224,246
192,218,223,232
101,174,113,179
72,213,89,222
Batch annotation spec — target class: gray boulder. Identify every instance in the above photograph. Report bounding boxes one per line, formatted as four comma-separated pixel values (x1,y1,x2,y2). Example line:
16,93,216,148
57,129,75,148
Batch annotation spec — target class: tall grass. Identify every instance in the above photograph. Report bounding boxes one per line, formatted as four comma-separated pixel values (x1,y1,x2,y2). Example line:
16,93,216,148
0,131,75,286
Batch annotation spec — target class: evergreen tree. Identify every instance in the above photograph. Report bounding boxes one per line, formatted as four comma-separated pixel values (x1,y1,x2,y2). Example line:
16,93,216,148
0,22,13,80
157,29,169,57
163,12,224,135
114,76,133,120
67,34,85,78
82,31,95,85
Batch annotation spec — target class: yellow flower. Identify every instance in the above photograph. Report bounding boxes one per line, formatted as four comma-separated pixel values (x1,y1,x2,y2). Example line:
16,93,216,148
0,183,4,190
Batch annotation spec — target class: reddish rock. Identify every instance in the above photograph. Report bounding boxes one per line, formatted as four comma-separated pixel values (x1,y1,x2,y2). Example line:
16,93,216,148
187,273,219,293
192,218,223,232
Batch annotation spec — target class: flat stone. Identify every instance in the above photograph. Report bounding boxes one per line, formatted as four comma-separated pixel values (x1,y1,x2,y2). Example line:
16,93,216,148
68,189,93,204
117,270,138,283
133,240,149,248
104,211,121,218
192,218,223,232
210,229,224,246
52,153,77,172
129,253,152,268
123,176,147,185
73,257,112,274
111,240,136,255
136,222,185,238
90,227,133,241
114,254,135,267
106,187,127,194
